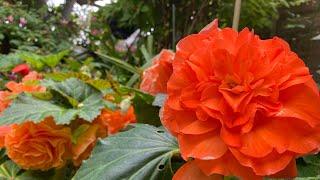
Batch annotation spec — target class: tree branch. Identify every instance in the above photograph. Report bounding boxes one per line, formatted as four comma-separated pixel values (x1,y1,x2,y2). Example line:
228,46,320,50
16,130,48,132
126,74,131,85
62,0,76,21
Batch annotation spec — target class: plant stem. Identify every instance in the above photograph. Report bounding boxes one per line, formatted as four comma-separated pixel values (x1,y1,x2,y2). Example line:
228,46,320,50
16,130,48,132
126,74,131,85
171,149,183,163
172,3,176,50
232,0,242,31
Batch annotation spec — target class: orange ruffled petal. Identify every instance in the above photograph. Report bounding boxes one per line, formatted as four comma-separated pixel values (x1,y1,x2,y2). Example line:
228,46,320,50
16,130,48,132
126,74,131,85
140,49,174,95
277,84,320,127
178,131,227,160
0,125,11,148
94,106,136,135
173,160,223,180
72,124,99,166
195,152,262,180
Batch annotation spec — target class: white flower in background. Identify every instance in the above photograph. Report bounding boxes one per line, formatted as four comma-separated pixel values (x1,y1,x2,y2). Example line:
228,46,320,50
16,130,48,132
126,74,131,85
115,29,140,53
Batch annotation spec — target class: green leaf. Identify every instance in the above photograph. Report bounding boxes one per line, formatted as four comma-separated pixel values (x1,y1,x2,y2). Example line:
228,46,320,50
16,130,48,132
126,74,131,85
140,44,152,62
118,87,161,126
17,165,74,180
77,93,105,120
41,50,69,68
303,154,320,166
44,72,91,82
86,79,111,92
132,90,161,126
65,58,82,71
0,149,8,165
0,94,78,125
17,50,69,70
0,54,23,72
17,170,55,180
297,155,320,177
44,73,111,93
18,52,44,70
0,161,21,180
15,161,75,180
73,124,179,180
42,78,99,106
42,78,107,121
0,78,110,125
31,92,53,101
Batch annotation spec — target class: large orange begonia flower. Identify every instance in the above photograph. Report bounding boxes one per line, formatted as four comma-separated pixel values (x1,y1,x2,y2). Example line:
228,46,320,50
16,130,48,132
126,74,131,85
161,19,320,179
4,117,72,170
140,49,174,95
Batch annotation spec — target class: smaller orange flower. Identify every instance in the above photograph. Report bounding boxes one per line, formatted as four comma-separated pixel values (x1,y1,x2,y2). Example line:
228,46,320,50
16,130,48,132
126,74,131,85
140,49,174,95
5,81,45,94
94,106,136,135
6,71,45,94
5,117,72,170
72,124,100,166
0,125,11,148
0,71,45,114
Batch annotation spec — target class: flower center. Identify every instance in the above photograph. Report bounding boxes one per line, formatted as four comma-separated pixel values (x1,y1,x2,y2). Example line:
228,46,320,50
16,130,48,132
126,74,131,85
227,81,238,89
221,74,242,91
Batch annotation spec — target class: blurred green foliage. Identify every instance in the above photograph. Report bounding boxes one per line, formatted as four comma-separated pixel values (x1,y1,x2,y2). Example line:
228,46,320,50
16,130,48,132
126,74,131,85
0,0,79,54
92,0,311,54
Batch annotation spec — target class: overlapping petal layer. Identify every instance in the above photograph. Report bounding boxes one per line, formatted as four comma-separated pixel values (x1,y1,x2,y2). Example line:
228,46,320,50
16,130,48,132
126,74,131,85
72,124,100,166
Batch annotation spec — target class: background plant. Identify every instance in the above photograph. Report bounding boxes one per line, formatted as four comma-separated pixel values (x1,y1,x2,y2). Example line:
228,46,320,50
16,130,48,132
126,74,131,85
0,0,79,54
